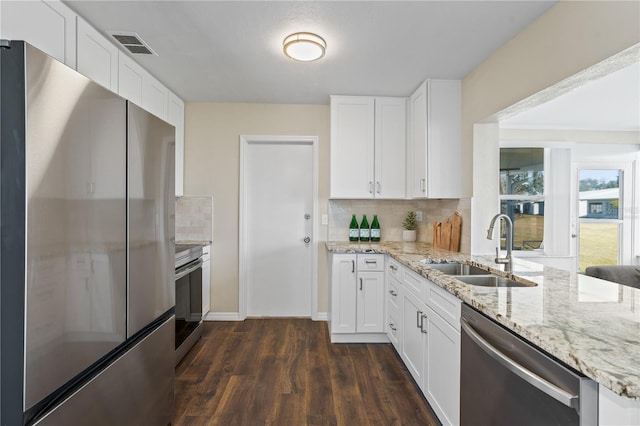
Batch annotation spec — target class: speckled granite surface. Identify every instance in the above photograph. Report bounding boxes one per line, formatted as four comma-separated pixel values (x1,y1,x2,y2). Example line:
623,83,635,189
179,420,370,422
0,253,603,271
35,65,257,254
326,241,640,400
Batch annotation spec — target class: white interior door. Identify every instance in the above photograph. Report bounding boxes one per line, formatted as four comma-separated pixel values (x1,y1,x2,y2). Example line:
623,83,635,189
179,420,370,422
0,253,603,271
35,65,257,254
243,138,314,317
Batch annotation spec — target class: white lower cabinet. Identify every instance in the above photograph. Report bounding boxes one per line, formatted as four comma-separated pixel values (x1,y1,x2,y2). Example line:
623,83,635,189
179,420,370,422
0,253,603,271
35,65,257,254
425,306,460,426
202,245,211,318
388,257,461,426
401,289,427,385
329,253,386,342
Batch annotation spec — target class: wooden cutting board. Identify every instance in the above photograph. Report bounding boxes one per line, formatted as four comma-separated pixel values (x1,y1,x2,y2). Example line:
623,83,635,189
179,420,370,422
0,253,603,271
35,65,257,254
432,212,462,252
450,212,462,252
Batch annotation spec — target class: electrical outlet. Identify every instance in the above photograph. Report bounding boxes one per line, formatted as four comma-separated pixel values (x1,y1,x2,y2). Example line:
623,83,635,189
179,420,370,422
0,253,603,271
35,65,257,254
416,211,423,222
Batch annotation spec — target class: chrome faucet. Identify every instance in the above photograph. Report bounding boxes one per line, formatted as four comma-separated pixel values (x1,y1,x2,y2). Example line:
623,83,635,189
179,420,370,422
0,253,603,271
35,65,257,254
486,213,513,272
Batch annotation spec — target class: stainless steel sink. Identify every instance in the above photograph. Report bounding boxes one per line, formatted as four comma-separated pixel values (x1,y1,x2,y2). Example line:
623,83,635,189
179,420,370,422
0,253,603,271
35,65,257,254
453,275,537,288
421,261,489,276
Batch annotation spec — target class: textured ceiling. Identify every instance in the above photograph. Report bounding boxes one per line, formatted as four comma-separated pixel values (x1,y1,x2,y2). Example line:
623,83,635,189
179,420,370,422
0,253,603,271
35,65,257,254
65,1,556,104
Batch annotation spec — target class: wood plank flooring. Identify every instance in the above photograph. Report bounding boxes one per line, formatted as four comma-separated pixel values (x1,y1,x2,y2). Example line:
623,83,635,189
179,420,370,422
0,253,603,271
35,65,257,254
173,319,440,426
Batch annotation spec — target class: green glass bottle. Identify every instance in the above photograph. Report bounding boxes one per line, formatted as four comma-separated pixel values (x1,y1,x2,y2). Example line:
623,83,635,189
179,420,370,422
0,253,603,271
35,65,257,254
349,215,359,242
359,215,370,242
370,215,380,242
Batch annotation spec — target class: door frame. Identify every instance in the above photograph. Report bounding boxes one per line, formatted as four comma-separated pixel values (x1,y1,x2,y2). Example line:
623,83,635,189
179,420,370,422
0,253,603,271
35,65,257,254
239,135,319,320
570,159,635,269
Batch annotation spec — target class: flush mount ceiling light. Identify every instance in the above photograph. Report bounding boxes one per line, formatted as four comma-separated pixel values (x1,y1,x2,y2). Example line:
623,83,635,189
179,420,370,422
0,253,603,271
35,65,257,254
283,32,326,62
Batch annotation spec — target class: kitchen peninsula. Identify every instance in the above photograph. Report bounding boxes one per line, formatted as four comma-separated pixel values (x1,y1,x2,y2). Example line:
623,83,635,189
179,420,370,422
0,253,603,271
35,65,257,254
327,241,640,421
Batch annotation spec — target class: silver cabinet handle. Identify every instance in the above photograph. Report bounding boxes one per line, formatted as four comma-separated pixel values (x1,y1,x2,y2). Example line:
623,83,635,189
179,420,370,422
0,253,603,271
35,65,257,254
389,290,397,296
420,178,426,192
365,260,377,265
368,181,373,194
352,260,355,273
304,236,311,243
359,278,363,291
421,314,428,333
376,181,381,194
460,318,578,409
389,323,397,331
389,264,398,271
416,310,423,328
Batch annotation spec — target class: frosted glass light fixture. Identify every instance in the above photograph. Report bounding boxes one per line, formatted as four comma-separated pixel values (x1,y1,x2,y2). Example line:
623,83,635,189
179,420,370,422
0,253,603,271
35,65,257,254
283,32,326,62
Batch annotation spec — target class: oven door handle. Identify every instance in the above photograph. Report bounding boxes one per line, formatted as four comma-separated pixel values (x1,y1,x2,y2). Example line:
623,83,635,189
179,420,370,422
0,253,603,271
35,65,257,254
175,259,203,280
461,318,578,410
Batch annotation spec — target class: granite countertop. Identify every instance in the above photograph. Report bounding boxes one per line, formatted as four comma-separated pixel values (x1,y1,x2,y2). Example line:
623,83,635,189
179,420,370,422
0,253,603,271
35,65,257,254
175,240,212,247
326,241,640,400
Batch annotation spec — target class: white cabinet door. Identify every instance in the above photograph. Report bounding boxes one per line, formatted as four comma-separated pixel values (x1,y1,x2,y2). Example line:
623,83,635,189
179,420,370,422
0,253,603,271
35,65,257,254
202,246,211,317
409,82,428,198
425,306,460,426
428,80,461,199
409,80,462,199
330,96,375,198
76,17,118,91
167,91,185,197
0,0,77,67
375,97,406,198
142,74,168,120
356,271,384,333
386,277,402,351
118,51,144,106
330,254,357,334
401,290,427,386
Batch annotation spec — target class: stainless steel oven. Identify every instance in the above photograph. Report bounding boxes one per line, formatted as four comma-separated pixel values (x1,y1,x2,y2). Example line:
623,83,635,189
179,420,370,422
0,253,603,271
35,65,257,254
174,244,203,365
460,304,598,426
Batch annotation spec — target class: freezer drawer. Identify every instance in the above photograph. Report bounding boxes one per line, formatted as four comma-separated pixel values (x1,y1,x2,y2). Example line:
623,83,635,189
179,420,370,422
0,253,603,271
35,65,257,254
34,316,175,426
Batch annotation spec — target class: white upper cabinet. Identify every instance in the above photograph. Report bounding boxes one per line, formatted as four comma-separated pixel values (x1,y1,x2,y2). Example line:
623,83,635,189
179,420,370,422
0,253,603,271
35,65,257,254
142,74,169,121
76,17,118,91
375,97,407,198
409,80,461,199
330,96,406,199
0,0,77,67
167,91,185,197
330,96,375,198
118,51,145,107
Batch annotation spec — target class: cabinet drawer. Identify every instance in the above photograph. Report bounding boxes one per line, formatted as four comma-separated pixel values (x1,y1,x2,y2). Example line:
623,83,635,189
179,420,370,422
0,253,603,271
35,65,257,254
387,310,401,351
403,267,427,300
387,277,401,311
357,254,384,271
426,280,461,331
387,257,402,280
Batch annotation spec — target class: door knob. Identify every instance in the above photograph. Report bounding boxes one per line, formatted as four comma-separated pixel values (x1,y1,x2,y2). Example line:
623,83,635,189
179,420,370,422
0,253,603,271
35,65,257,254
304,236,311,243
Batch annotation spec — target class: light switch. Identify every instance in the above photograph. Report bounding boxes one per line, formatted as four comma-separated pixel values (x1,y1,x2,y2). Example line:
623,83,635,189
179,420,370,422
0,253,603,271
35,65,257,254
321,214,328,225
416,211,423,222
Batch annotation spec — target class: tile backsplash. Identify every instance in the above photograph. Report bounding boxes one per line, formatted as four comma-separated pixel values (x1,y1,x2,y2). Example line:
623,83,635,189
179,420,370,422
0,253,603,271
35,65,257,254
328,198,471,253
175,196,213,242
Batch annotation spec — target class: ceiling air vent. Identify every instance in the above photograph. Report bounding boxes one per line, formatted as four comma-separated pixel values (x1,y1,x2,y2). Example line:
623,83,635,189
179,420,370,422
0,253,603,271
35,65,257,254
109,31,157,56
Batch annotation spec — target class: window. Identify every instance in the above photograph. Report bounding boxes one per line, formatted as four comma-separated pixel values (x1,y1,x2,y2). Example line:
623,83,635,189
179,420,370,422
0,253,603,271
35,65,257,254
588,202,603,215
499,148,545,251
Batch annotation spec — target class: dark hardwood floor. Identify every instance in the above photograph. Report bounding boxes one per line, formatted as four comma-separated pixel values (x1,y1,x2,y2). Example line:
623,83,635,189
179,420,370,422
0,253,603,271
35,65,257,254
173,318,440,426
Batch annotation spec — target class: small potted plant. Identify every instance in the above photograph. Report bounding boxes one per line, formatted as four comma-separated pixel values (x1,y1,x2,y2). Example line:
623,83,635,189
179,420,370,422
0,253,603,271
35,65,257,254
402,211,417,242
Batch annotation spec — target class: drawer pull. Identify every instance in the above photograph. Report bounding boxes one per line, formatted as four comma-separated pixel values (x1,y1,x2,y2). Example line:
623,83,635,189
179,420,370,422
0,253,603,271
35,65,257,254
365,260,377,264
389,264,398,271
416,310,423,328
421,314,428,333
389,323,397,331
389,290,397,296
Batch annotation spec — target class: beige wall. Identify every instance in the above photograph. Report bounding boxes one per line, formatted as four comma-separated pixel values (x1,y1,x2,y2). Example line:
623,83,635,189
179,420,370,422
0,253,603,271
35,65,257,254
184,103,330,314
461,1,640,197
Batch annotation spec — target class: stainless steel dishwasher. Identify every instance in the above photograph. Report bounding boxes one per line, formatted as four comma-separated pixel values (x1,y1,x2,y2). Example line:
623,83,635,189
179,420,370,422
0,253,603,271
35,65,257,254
460,304,598,426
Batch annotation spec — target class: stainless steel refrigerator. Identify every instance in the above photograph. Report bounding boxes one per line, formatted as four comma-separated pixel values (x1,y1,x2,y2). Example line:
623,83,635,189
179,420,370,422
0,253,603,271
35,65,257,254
1,40,175,425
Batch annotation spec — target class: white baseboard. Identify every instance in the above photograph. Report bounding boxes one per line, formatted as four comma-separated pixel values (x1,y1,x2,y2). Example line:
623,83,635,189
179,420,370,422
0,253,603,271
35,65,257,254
314,312,328,321
204,312,244,321
330,333,389,344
